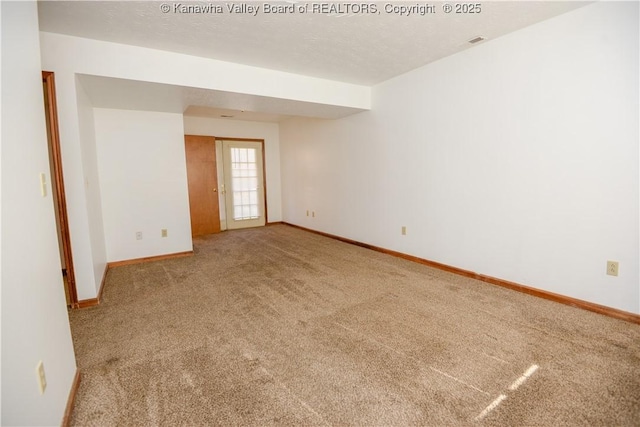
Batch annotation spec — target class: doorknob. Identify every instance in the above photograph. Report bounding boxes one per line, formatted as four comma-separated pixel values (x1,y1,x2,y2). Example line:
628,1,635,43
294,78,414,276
213,188,218,192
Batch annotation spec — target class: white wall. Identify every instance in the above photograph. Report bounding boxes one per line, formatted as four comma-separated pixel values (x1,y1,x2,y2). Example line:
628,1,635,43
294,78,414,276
76,77,108,292
1,1,3,421
1,2,77,425
39,31,370,111
39,31,368,299
183,116,282,223
39,67,107,301
280,2,640,314
94,109,193,262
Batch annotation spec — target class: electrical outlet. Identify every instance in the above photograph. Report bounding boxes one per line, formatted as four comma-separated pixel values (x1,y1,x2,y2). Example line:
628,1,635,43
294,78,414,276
312,211,315,218
306,210,309,217
136,231,142,240
36,361,47,395
161,229,168,238
401,226,407,235
606,261,619,277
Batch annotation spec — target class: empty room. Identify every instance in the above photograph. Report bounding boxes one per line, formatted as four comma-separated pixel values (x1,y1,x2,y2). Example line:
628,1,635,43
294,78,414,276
2,0,639,425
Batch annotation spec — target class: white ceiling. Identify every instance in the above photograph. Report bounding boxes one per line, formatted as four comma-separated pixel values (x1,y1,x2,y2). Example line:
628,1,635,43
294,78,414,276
39,0,590,121
77,74,363,120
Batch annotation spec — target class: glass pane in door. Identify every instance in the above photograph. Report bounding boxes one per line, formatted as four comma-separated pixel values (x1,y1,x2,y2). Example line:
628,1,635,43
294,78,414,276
230,147,260,220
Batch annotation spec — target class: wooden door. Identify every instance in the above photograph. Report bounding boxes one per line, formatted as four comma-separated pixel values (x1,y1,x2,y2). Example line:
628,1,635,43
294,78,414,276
185,135,221,236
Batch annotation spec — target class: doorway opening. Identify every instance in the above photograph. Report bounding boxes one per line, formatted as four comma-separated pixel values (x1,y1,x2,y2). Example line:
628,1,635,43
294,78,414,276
42,71,78,307
184,136,267,236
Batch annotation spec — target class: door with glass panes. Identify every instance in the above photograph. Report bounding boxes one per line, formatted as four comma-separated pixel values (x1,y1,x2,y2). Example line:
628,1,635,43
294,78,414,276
222,140,266,229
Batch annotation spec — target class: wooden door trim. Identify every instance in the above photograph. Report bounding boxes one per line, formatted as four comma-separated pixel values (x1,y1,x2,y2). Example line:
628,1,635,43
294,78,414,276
217,137,268,224
42,71,78,307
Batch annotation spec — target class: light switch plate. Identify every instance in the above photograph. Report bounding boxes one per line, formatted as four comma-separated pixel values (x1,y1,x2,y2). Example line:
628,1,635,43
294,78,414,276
36,361,47,394
40,173,47,197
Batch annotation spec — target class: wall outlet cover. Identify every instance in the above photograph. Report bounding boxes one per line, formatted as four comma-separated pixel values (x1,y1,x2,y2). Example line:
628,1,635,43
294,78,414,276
606,260,619,277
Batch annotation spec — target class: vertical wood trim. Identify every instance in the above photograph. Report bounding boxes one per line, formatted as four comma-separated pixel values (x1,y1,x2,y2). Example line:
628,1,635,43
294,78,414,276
61,369,81,427
42,71,78,307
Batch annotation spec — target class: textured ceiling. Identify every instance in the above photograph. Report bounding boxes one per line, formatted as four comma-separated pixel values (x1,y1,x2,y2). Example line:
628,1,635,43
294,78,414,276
38,1,590,86
41,1,591,121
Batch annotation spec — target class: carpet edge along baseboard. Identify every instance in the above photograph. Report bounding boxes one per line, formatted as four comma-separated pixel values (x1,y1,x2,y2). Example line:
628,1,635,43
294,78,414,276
75,251,193,309
61,369,81,427
282,222,640,325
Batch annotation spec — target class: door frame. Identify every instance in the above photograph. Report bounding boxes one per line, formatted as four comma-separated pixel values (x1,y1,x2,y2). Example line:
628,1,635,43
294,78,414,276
42,71,78,307
217,137,268,226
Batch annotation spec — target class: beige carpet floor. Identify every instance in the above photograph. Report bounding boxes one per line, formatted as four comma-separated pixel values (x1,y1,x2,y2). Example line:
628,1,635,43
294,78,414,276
68,224,640,426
